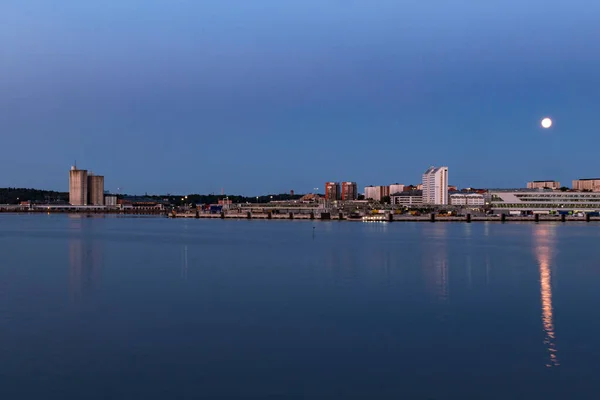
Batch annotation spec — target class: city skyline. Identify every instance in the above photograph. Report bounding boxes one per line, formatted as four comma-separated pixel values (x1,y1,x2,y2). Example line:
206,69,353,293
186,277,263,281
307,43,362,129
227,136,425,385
5,166,600,198
2,1,600,194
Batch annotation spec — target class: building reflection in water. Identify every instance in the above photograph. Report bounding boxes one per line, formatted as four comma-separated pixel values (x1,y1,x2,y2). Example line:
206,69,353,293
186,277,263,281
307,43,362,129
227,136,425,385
532,224,559,368
466,255,472,289
463,224,472,289
181,245,188,280
422,223,449,304
463,222,472,240
68,215,102,300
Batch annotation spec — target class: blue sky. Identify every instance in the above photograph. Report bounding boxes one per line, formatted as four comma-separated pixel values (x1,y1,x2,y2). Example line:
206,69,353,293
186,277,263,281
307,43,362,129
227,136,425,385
1,0,599,195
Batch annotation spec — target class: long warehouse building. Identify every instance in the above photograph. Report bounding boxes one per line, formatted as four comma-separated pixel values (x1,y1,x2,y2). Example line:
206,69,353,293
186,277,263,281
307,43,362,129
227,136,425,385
490,189,600,214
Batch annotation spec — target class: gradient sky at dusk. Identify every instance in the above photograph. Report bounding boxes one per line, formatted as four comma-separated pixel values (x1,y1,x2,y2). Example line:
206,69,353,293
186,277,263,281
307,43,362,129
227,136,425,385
1,0,599,195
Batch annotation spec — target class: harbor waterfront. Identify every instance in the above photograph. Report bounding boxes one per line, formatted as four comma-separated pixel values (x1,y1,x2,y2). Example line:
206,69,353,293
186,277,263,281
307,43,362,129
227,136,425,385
1,214,600,399
2,206,600,223
168,211,600,223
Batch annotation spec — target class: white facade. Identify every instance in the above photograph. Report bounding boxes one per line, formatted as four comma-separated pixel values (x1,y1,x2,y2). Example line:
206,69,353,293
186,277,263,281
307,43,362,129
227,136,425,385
105,195,118,207
364,186,389,201
391,193,423,207
422,166,449,205
388,184,405,195
364,186,380,201
450,193,485,207
490,190,600,212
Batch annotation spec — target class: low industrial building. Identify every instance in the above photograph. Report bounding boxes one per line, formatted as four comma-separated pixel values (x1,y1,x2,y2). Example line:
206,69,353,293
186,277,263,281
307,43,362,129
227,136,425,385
391,190,423,207
105,195,118,207
118,197,166,210
489,189,600,214
33,205,107,211
449,193,485,207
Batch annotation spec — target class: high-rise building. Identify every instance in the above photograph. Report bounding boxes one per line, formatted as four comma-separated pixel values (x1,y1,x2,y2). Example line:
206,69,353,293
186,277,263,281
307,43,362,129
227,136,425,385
325,182,340,200
381,185,390,199
388,184,405,195
422,166,449,205
69,166,88,206
528,180,560,190
572,179,600,191
364,186,378,200
88,174,105,205
364,185,389,202
341,182,357,200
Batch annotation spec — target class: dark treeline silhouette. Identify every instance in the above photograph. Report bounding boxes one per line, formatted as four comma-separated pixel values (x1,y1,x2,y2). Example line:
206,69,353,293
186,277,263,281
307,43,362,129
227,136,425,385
144,193,305,206
0,188,69,204
0,188,306,205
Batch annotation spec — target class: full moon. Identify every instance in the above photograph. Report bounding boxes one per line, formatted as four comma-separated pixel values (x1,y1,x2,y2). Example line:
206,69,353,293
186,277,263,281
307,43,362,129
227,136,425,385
541,117,553,129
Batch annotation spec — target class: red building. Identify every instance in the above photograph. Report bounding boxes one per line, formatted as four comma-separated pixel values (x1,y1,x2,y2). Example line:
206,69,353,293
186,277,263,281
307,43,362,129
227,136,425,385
341,182,358,200
325,182,340,200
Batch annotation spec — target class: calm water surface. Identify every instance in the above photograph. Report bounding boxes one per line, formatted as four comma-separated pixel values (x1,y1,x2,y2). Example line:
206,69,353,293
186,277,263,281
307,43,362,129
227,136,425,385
1,215,600,399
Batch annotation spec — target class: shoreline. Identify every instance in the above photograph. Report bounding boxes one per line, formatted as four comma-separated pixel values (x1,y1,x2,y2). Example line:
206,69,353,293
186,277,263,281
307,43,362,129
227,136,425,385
2,210,600,223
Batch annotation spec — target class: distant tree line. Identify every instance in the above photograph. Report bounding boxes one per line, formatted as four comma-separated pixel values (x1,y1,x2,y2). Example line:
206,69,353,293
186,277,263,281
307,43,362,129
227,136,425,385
0,188,69,204
145,193,305,206
0,188,305,206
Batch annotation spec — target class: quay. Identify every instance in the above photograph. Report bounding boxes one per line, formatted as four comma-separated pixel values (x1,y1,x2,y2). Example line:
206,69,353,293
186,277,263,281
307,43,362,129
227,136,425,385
2,206,600,223
169,211,600,223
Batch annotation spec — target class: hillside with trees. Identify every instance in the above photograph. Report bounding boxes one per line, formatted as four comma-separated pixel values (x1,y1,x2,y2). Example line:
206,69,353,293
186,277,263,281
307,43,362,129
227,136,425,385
0,188,69,204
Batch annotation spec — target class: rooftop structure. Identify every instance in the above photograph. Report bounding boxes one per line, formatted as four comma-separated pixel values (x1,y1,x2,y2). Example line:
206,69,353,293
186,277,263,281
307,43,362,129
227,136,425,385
299,193,322,202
